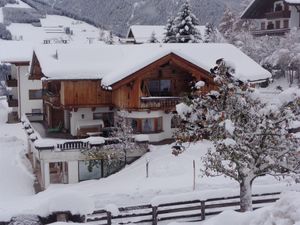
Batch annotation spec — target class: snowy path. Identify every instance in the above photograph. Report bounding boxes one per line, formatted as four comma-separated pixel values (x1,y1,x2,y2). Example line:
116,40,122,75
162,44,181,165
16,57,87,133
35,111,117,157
0,99,34,202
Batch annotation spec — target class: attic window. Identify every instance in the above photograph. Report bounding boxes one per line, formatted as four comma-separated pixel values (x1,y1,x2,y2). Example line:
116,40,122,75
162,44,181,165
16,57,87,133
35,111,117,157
148,79,171,96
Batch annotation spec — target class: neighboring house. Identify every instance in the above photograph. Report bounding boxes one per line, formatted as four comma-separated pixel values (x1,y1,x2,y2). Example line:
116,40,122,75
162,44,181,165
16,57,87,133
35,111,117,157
241,0,300,36
125,25,206,44
20,43,271,189
0,41,43,123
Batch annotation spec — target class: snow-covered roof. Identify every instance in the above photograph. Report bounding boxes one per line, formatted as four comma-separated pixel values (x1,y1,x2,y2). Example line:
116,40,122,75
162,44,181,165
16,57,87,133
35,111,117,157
285,0,300,4
0,41,33,63
33,43,271,84
127,25,206,43
242,0,300,19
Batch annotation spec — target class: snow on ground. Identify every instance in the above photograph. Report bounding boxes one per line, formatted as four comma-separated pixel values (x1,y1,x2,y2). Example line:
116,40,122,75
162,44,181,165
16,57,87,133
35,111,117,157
0,97,34,202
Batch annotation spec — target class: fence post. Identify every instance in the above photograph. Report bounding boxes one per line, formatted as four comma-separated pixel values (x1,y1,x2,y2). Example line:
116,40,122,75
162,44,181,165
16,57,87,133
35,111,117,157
107,211,112,225
152,206,158,225
201,201,206,221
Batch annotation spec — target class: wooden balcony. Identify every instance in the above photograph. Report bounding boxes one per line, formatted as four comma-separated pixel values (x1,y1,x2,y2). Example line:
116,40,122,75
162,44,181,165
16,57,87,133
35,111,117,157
265,11,291,19
140,96,182,110
251,28,290,36
6,79,18,87
7,99,18,107
43,92,61,108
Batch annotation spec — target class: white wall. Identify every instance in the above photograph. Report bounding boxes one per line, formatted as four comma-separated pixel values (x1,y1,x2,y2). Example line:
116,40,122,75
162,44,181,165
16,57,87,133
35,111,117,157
289,6,300,28
119,110,175,142
70,107,113,136
18,67,43,118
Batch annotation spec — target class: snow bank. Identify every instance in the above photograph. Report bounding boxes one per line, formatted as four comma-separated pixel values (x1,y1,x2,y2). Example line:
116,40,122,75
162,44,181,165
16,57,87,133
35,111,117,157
170,191,300,225
47,191,94,215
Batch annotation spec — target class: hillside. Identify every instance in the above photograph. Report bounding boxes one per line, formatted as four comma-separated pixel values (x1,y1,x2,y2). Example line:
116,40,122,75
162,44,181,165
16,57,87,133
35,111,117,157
24,0,249,36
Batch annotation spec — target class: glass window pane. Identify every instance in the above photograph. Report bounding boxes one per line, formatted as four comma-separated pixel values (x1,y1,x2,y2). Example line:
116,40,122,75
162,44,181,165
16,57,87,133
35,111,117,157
148,80,160,96
142,118,154,133
160,80,171,94
78,160,101,181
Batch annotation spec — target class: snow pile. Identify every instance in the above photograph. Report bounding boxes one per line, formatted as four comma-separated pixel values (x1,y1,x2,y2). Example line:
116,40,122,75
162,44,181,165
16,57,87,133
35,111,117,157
47,191,94,215
170,191,300,225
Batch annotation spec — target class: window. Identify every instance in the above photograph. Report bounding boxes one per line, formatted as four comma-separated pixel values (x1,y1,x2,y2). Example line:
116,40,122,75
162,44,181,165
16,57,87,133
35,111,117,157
29,89,42,100
142,118,155,133
157,117,163,131
78,160,102,181
267,22,274,30
276,20,281,29
261,22,266,30
148,79,172,96
284,20,289,28
49,162,68,184
127,117,163,133
32,108,41,114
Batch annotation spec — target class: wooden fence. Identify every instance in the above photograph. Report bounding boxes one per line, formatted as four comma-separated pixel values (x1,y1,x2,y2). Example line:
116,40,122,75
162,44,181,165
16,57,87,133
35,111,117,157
86,192,281,225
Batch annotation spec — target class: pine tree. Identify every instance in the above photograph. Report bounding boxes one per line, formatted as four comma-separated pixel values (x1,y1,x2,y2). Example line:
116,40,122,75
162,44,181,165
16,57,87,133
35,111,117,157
203,23,217,43
173,0,202,43
163,17,176,43
174,59,300,212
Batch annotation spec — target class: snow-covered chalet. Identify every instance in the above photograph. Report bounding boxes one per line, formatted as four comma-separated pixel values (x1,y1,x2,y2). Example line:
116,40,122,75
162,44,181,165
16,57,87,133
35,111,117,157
17,43,271,189
242,0,300,36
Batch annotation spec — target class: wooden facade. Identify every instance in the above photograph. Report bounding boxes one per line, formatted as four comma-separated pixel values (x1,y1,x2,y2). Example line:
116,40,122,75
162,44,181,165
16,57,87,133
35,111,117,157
111,53,217,110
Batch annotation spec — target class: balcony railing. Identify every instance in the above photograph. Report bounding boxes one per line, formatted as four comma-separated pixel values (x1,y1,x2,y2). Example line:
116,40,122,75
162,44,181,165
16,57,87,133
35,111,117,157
6,79,17,87
43,92,61,108
265,11,291,19
251,28,290,36
140,96,182,109
7,99,18,107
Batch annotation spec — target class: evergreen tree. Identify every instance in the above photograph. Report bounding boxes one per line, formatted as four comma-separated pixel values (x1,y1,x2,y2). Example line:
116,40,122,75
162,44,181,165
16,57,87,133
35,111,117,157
173,0,202,43
203,23,217,43
163,17,176,43
174,59,300,212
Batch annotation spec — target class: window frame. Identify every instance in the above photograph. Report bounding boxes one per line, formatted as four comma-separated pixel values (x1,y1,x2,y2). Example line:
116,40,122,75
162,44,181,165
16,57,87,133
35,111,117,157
29,89,43,100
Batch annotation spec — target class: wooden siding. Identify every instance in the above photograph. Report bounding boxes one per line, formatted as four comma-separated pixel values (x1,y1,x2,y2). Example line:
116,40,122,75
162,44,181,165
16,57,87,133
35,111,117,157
61,80,112,108
112,53,217,110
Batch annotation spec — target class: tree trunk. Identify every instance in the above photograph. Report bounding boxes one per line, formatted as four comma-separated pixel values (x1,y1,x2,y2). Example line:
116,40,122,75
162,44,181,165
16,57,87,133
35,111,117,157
240,177,253,212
